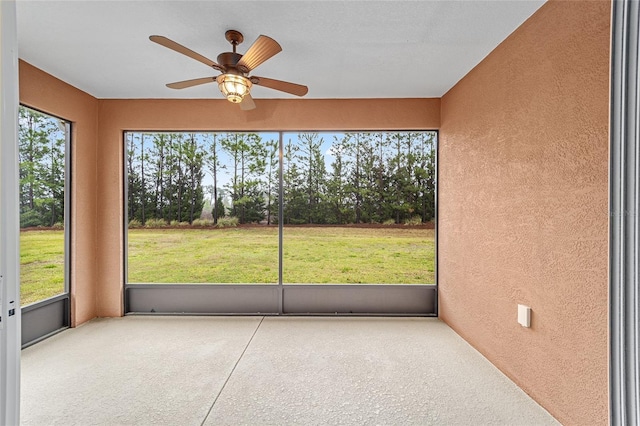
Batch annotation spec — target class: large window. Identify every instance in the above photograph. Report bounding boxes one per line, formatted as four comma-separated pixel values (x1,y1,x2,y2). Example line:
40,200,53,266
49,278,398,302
282,132,436,285
18,106,70,306
125,131,436,286
125,132,279,284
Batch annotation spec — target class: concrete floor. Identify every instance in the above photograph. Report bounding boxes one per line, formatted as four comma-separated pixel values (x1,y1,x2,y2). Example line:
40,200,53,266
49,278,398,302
21,316,559,425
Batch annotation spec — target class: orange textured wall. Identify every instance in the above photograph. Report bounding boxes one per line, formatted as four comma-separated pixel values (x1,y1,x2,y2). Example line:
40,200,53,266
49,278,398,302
96,98,440,316
439,1,610,425
19,60,99,326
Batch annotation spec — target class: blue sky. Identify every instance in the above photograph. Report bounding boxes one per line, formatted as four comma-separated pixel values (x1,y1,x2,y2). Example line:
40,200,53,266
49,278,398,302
201,132,338,194
127,130,436,203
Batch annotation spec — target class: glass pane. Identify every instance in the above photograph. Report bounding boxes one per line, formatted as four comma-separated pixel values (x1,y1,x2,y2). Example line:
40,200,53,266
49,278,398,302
282,131,436,285
19,106,68,305
126,132,279,284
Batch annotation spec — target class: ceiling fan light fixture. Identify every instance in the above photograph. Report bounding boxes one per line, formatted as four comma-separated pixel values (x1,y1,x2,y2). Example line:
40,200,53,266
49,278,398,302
151,32,308,110
216,74,252,103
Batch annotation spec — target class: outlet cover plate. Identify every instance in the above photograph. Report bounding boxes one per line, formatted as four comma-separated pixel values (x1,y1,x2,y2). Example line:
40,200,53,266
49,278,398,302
518,304,531,328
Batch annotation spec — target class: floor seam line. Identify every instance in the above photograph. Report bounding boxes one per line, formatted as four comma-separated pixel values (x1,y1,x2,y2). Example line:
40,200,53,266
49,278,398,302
200,315,265,426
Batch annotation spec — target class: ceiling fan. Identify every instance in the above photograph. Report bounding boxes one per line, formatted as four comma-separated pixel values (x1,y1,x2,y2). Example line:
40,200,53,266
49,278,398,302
150,30,308,111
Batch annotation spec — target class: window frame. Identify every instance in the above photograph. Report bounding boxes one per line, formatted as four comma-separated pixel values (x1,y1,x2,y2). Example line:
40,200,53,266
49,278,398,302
18,104,72,347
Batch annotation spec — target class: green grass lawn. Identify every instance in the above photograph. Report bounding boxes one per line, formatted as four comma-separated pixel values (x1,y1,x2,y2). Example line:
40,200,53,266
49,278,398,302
20,230,65,305
128,227,435,284
21,226,435,305
282,227,435,284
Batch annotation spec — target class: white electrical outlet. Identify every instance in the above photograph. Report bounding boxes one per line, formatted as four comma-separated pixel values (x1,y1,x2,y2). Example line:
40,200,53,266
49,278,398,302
518,304,531,328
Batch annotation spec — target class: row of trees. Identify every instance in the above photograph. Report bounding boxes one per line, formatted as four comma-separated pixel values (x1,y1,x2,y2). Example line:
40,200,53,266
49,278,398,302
284,132,436,225
127,133,206,225
17,106,436,229
127,131,436,226
19,107,66,228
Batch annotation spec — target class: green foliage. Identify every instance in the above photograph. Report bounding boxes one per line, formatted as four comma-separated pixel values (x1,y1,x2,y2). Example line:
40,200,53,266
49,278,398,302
382,219,396,225
282,131,436,225
146,218,168,228
125,131,436,227
294,133,327,224
128,219,142,228
216,216,239,228
288,218,307,225
263,138,279,225
404,216,423,226
20,209,43,228
51,222,64,230
220,133,268,224
18,106,67,228
127,132,205,226
204,134,227,224
213,196,226,222
192,218,214,227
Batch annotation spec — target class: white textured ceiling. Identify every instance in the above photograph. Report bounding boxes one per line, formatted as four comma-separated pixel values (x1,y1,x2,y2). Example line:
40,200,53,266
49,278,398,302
16,1,545,100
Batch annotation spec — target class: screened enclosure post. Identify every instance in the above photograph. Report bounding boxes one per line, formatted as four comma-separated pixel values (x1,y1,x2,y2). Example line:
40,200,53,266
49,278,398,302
278,131,284,314
0,0,21,424
433,131,439,316
64,122,71,301
123,133,129,311
610,1,640,424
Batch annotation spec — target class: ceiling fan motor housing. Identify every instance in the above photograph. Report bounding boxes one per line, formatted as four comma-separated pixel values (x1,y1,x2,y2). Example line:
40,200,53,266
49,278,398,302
217,52,244,74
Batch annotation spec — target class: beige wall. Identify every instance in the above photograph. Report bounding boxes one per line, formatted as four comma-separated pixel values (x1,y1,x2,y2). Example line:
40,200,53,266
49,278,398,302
438,1,610,425
95,98,440,316
19,60,99,326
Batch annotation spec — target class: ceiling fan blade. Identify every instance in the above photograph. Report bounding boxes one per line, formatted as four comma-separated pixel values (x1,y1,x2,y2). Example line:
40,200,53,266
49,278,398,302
150,35,225,72
166,77,216,89
240,93,256,111
236,35,282,73
250,76,308,97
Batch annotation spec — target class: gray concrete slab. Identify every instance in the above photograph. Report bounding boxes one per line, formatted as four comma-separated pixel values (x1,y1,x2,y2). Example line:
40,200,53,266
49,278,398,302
204,317,559,426
21,316,559,426
20,316,262,425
